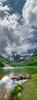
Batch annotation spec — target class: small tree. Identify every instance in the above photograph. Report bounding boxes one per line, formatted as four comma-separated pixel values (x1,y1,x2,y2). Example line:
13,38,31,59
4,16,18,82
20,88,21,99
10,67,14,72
8,84,23,100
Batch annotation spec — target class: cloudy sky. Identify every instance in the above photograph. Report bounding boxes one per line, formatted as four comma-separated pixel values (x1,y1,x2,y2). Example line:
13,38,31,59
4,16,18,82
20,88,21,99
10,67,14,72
0,0,37,57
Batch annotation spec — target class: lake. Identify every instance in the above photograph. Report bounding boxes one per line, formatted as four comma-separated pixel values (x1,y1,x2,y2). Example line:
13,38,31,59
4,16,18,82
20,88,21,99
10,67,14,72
3,66,25,76
0,67,27,92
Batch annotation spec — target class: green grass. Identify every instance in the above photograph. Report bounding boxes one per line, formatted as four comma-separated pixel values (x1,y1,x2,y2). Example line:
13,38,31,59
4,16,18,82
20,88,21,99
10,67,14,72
24,66,37,74
25,58,37,66
21,74,37,100
0,68,5,79
0,54,37,67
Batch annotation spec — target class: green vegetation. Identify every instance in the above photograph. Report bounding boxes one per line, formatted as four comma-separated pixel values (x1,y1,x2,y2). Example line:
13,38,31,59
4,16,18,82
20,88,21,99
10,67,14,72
33,50,37,57
0,55,10,65
0,50,37,67
0,51,37,67
25,58,37,66
0,51,37,100
9,84,23,100
8,74,37,100
0,51,37,77
0,55,37,67
21,74,37,100
0,68,5,79
0,61,4,67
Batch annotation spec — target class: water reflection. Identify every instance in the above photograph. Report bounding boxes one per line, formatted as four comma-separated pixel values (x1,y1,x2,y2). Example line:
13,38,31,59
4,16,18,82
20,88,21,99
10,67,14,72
3,67,25,76
0,67,27,89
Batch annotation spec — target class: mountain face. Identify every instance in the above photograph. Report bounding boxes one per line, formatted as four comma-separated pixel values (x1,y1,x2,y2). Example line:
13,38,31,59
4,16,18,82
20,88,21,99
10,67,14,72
4,0,26,13
13,54,30,61
0,50,37,67
25,50,37,66
33,50,37,56
32,50,37,58
0,55,10,67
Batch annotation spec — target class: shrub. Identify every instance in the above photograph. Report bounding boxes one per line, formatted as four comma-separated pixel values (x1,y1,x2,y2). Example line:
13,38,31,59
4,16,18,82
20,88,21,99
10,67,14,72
0,61,4,67
9,84,23,100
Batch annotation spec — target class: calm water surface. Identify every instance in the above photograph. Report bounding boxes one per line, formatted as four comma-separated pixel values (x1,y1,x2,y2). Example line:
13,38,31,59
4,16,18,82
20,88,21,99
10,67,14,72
3,66,25,76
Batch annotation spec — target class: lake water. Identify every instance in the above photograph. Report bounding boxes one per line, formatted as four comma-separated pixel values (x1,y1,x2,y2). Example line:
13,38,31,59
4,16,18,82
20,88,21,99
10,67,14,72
3,66,25,76
0,67,27,91
0,66,26,81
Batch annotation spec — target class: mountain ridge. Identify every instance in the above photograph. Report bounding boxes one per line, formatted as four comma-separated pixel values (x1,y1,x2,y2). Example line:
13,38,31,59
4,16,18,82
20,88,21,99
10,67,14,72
0,50,37,67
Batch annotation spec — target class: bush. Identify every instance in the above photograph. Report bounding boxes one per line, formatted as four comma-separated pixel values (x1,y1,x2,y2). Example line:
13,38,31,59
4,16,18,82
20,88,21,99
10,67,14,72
9,84,23,100
0,61,4,67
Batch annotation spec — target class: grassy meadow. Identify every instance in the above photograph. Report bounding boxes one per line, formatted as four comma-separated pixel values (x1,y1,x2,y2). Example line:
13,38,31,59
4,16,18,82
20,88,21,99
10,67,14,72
21,74,37,100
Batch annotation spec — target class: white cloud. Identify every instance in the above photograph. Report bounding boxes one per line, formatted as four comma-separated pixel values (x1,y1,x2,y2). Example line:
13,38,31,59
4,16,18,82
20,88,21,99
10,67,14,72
0,5,10,11
22,0,37,27
0,0,37,56
0,0,6,2
0,2,10,11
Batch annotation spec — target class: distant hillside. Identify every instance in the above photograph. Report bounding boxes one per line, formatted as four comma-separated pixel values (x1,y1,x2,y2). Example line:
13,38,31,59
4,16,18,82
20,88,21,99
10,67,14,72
0,50,37,67
25,50,37,66
25,58,37,66
0,55,25,67
32,50,37,58
0,55,11,67
0,55,22,67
